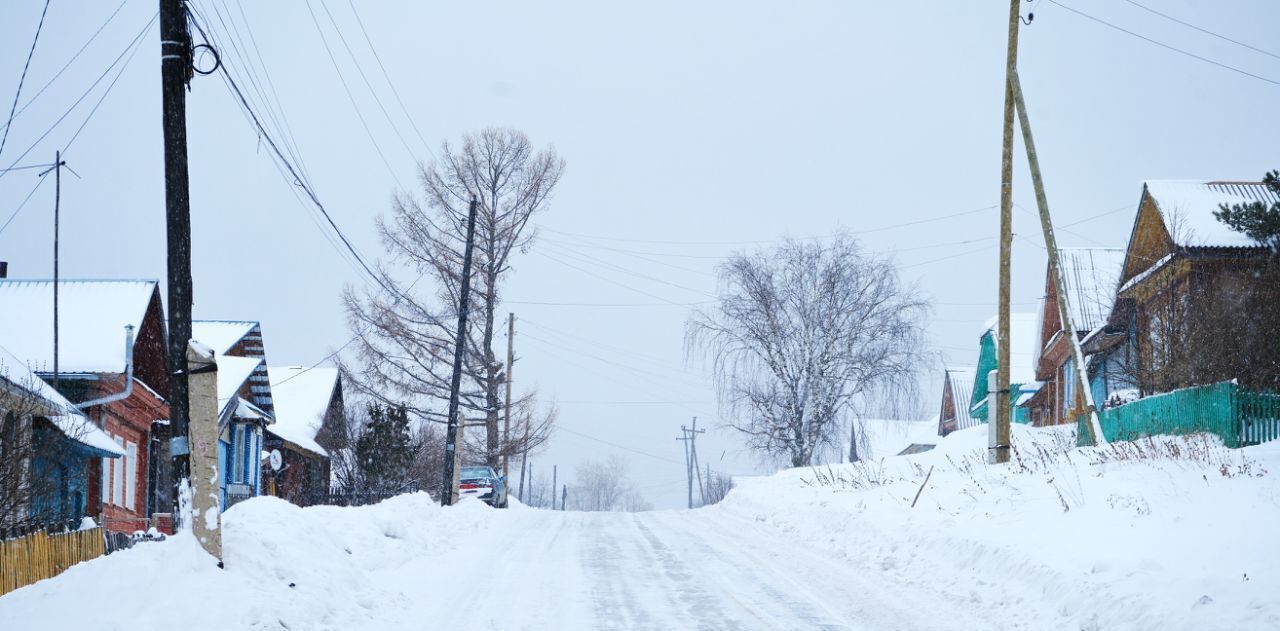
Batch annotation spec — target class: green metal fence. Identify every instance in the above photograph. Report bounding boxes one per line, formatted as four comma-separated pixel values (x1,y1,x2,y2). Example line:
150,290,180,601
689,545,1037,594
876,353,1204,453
1078,381,1280,448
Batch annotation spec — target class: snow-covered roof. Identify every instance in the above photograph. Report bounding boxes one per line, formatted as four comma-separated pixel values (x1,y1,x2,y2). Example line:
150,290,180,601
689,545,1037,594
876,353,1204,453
982,312,1039,384
266,366,339,457
944,367,976,431
0,279,158,373
0,344,124,457
215,355,264,406
1057,248,1125,333
192,321,257,356
1143,180,1277,249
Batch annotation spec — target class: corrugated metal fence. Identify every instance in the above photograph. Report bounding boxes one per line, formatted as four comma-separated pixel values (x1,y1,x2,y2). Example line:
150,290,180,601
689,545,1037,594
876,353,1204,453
1079,381,1280,448
0,527,105,596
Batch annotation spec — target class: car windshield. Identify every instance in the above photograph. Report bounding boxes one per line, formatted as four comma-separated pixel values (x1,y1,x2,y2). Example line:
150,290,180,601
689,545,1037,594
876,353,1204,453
460,466,495,479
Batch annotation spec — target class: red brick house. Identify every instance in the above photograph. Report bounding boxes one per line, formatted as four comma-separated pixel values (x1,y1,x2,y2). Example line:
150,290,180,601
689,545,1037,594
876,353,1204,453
1023,248,1125,427
0,279,172,534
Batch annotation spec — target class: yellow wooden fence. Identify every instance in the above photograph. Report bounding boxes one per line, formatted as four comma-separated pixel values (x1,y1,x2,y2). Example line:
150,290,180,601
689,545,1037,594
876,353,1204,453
0,527,104,596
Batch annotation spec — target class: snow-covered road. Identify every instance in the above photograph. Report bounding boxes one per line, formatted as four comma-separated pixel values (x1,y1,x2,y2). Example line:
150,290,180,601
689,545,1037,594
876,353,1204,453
7,427,1278,630
393,507,995,631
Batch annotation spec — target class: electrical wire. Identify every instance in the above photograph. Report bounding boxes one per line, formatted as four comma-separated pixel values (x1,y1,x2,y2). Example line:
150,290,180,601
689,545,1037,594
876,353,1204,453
1119,0,1280,61
317,0,419,163
302,0,405,190
540,204,997,246
0,11,156,184
187,10,398,301
0,0,51,160
344,0,437,160
0,173,50,237
12,0,129,120
1045,0,1280,88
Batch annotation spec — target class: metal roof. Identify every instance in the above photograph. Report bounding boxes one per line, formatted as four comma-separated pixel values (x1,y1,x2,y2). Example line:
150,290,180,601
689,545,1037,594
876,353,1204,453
1143,180,1278,249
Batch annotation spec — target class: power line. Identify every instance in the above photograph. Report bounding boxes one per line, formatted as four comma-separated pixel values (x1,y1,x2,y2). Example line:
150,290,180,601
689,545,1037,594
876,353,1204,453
343,0,437,160
1120,0,1280,61
317,0,419,163
187,10,393,298
0,0,51,161
60,16,153,156
192,0,314,190
1045,0,1280,88
535,250,698,306
539,204,997,246
13,0,129,120
505,299,709,307
302,0,405,190
0,173,50,237
0,11,157,184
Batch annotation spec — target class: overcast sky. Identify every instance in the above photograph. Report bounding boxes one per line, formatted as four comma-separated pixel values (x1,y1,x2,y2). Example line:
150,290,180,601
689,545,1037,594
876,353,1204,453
2,0,1277,508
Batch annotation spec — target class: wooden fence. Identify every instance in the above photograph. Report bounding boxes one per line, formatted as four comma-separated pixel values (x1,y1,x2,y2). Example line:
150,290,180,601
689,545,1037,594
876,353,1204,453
1079,380,1280,448
0,527,105,596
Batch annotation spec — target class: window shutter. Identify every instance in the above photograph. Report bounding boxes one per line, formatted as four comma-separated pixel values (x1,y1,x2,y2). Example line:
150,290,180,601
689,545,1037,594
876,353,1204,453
125,442,138,511
113,436,125,506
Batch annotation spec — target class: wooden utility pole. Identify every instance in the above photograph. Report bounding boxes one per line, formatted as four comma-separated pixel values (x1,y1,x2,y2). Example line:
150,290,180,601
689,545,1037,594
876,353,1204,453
160,0,196,510
551,465,557,511
676,418,705,509
441,197,480,506
503,313,515,483
1009,70,1108,446
517,420,530,501
48,152,65,388
993,0,1022,465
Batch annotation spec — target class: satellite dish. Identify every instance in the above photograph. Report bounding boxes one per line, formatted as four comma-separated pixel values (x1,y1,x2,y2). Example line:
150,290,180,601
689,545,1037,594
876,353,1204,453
269,449,283,471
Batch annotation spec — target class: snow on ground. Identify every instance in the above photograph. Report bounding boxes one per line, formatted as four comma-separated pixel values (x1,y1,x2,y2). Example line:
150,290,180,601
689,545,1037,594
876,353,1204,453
722,425,1280,631
1,426,1276,630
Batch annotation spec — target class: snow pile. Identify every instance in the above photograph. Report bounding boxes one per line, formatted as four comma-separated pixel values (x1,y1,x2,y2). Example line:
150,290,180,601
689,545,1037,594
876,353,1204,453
719,425,1279,630
0,493,505,631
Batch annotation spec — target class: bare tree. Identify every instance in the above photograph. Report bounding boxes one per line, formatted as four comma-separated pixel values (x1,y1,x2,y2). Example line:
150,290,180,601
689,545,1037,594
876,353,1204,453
569,455,639,512
702,469,734,506
341,127,565,469
687,235,931,468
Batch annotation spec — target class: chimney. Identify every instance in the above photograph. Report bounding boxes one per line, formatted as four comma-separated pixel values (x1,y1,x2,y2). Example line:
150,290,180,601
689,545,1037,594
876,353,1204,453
0,261,7,279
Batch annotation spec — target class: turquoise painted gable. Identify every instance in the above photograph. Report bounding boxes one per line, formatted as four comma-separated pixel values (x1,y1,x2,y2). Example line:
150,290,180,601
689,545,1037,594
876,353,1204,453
969,330,1034,425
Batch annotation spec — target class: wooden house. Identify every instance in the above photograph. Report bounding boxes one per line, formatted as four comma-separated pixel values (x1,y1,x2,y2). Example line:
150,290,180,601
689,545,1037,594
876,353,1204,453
0,279,171,534
1096,181,1280,396
1023,248,1125,427
969,313,1039,425
193,321,276,510
937,366,975,437
264,366,342,506
1,345,124,528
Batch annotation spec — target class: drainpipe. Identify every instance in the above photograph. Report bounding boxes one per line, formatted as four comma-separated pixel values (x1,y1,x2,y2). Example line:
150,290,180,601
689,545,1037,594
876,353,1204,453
76,325,135,410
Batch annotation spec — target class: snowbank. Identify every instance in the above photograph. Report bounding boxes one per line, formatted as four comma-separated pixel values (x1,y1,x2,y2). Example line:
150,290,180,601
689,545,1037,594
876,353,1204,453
719,425,1280,630
0,493,507,631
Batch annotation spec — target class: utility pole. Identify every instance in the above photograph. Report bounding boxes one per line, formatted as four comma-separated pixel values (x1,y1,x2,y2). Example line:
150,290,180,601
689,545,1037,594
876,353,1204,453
551,465,557,511
993,0,1022,465
160,0,196,513
518,422,530,502
561,484,567,511
42,152,66,388
676,418,705,509
1008,70,1108,446
503,313,515,483
441,197,480,506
